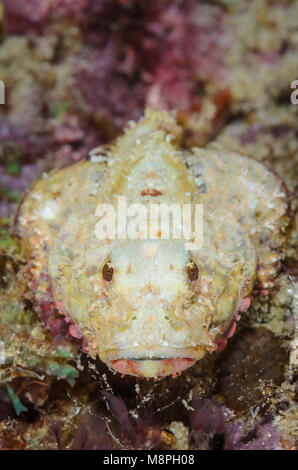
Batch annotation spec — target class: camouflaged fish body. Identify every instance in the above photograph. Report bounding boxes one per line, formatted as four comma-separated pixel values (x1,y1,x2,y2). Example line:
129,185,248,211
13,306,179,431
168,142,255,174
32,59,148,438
17,110,288,378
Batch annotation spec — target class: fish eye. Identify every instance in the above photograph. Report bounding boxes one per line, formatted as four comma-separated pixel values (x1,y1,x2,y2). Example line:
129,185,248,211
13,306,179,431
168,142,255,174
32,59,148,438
186,260,199,282
102,261,114,282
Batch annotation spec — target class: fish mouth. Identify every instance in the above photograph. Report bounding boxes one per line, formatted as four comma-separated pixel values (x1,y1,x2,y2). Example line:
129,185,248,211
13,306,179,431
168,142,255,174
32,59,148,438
107,347,199,378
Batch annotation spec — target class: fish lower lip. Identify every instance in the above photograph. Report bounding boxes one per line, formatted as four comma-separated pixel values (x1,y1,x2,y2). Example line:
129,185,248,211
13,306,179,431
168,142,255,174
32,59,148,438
111,357,195,378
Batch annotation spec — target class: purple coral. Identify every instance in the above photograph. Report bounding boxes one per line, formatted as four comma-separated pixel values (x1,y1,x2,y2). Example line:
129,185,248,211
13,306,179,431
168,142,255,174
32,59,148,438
102,391,161,450
189,395,234,450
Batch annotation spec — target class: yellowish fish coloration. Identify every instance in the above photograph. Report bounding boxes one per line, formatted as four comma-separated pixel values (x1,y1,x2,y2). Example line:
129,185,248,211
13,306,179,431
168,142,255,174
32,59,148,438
17,110,289,378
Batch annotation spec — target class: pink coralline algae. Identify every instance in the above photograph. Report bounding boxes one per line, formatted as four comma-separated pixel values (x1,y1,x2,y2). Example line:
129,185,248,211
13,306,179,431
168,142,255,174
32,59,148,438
146,3,227,111
76,1,227,126
2,0,88,32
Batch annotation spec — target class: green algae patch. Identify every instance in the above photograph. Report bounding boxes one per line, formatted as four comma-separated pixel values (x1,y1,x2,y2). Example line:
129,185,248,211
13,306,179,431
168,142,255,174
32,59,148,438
55,347,74,359
46,361,79,386
6,385,28,416
0,229,22,255
1,302,25,325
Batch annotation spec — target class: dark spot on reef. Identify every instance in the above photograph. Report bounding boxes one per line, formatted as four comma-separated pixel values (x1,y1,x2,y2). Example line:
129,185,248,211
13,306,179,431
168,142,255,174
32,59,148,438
209,432,225,450
215,327,288,413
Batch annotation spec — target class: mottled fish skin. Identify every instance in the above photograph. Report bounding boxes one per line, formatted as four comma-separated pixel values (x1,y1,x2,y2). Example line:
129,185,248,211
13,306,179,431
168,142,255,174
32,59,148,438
17,109,289,378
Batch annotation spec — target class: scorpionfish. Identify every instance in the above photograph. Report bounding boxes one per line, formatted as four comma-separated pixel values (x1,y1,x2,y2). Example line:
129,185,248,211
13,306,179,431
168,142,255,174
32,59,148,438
17,110,289,378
